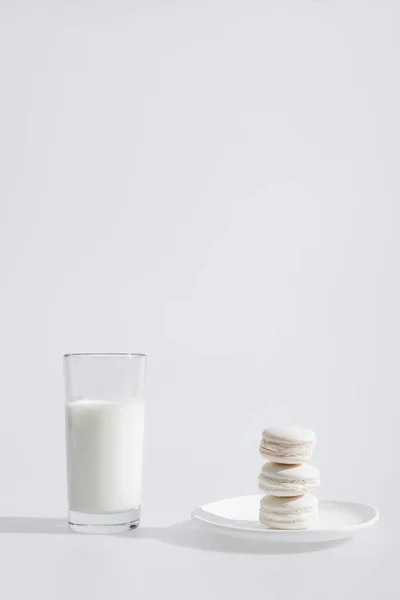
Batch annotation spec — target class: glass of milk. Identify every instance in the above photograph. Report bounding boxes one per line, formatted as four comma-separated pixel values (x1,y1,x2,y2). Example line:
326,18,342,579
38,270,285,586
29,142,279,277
63,353,146,533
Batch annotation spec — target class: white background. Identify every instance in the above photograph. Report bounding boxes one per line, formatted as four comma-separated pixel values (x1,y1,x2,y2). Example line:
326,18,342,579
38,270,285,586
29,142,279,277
0,1,398,598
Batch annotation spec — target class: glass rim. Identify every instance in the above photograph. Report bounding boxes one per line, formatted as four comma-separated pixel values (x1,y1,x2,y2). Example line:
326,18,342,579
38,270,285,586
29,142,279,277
63,353,146,358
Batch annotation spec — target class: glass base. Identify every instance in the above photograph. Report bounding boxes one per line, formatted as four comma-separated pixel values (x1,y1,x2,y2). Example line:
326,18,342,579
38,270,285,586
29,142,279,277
68,507,140,534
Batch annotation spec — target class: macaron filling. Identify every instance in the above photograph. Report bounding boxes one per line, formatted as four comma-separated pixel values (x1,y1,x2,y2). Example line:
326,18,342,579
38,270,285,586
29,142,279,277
262,439,315,449
258,475,320,487
259,445,312,459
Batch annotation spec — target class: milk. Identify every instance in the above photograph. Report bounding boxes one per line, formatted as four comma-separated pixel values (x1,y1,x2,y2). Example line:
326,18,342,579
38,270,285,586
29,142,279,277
66,399,145,514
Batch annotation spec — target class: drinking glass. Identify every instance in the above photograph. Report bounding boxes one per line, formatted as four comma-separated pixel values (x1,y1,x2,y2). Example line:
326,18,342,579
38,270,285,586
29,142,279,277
63,353,146,533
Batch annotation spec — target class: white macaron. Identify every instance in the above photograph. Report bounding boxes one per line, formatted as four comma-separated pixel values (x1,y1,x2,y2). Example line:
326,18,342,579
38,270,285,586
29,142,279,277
260,426,316,464
258,462,320,497
259,493,318,530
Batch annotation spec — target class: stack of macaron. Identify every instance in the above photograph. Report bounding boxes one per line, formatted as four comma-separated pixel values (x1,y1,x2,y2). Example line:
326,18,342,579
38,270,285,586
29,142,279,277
258,426,320,530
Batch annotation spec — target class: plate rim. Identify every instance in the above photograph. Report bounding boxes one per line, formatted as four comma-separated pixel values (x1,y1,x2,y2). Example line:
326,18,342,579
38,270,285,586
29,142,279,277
191,495,379,534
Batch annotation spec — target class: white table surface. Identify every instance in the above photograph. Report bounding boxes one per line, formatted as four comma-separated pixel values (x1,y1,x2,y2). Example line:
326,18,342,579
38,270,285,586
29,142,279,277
0,426,393,600
0,423,392,599
0,507,391,599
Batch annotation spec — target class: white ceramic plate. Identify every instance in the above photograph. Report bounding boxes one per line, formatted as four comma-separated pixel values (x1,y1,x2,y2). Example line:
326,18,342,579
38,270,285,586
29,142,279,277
191,495,379,543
